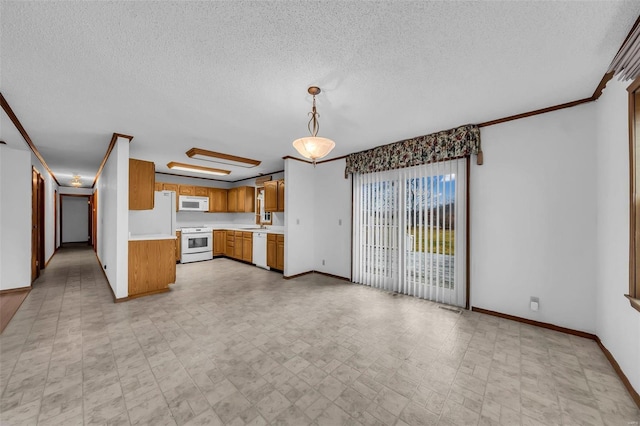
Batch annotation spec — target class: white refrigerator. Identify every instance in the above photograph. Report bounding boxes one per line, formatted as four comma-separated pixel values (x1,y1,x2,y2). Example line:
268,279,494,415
129,191,176,236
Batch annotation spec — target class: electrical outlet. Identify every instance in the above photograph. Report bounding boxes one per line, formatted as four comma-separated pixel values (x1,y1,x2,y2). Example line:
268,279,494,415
296,219,300,225
322,260,325,265
530,296,539,311
338,219,342,226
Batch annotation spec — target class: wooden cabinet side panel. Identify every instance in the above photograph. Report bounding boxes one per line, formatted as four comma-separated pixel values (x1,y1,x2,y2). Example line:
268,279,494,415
129,239,176,296
176,231,181,262
129,159,155,210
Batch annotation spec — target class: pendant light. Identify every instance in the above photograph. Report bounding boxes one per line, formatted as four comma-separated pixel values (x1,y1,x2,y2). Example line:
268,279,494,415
292,86,335,165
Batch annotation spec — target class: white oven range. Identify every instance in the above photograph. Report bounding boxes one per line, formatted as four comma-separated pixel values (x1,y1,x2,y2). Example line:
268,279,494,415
181,227,213,263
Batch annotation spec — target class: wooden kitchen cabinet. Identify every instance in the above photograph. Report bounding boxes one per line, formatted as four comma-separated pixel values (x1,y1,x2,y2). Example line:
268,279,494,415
267,234,277,269
227,188,238,212
175,231,181,262
233,231,243,259
227,186,255,213
128,239,176,298
162,183,178,193
242,232,252,263
178,185,195,196
154,182,163,192
129,159,155,210
264,180,285,212
226,232,234,257
194,186,209,197
213,230,225,256
209,188,228,212
276,234,285,270
277,180,285,212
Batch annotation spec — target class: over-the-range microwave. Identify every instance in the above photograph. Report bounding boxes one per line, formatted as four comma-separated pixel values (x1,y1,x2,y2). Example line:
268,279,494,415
178,195,209,212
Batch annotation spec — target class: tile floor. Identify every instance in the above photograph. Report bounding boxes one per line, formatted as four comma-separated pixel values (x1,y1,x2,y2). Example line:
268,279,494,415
1,246,639,426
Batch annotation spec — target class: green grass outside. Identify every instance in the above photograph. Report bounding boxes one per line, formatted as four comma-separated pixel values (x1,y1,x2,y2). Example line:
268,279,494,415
409,227,454,256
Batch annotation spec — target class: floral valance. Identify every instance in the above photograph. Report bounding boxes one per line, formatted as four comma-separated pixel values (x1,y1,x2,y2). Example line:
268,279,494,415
345,124,482,177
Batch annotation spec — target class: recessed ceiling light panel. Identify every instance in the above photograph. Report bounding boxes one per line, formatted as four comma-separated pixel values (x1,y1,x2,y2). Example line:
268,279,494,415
186,148,261,168
167,161,231,176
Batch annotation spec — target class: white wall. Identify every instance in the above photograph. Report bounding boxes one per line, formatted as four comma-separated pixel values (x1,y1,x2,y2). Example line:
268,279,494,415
471,103,598,333
284,159,316,276
61,196,89,243
31,153,59,261
0,146,32,290
595,77,640,392
314,159,352,279
96,137,129,299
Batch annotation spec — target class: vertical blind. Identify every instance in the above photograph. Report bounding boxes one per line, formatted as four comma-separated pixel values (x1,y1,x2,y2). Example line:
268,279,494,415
352,158,467,307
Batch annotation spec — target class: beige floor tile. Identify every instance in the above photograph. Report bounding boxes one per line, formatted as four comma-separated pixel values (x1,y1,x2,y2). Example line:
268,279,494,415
0,246,638,426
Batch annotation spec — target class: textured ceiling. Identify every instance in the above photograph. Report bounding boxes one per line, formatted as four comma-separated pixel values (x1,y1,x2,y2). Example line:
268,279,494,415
1,1,639,187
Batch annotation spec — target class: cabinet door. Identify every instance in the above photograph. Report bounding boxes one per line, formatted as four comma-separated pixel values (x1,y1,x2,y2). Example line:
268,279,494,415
194,186,209,197
129,159,155,210
237,187,246,212
264,181,278,212
179,185,195,196
214,231,225,255
234,231,243,259
276,235,284,271
226,232,234,257
242,233,252,263
267,234,277,268
176,231,181,262
163,183,178,192
227,188,238,212
244,186,255,212
277,180,285,212
209,188,228,212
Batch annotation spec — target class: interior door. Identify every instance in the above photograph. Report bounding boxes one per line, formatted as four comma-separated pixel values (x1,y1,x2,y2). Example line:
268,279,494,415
31,168,39,281
38,174,45,268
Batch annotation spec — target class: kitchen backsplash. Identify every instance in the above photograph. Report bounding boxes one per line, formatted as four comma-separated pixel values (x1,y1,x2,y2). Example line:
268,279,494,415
176,211,284,228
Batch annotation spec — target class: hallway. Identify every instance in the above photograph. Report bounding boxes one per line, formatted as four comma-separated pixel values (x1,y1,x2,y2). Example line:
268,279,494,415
1,246,639,425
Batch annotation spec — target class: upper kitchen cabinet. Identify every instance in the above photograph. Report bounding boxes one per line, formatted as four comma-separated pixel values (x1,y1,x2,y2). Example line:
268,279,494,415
227,186,255,213
194,186,209,197
264,180,285,212
209,188,228,213
129,159,155,210
178,185,195,196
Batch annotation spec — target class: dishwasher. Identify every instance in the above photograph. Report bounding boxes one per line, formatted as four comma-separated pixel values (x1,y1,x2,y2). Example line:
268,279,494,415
253,232,269,269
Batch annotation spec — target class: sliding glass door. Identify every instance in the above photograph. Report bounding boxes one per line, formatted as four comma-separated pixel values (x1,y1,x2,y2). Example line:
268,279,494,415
353,159,467,307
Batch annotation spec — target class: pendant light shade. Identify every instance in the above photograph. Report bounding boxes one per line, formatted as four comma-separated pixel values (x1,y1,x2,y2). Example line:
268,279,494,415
292,136,335,161
292,86,335,164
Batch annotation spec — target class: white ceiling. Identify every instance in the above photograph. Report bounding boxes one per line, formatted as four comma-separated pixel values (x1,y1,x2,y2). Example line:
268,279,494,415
1,1,638,187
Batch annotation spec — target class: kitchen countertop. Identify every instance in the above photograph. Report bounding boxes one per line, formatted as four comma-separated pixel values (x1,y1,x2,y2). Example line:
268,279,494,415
177,224,285,235
129,234,177,241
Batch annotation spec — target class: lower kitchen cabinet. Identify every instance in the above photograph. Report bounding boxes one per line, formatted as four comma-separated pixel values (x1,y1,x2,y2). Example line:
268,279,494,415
242,232,252,263
129,239,176,298
233,231,243,259
226,232,234,257
213,230,225,256
267,234,284,270
276,234,284,271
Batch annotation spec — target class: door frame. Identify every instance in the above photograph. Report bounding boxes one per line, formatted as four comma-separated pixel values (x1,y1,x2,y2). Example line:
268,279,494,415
60,194,91,245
